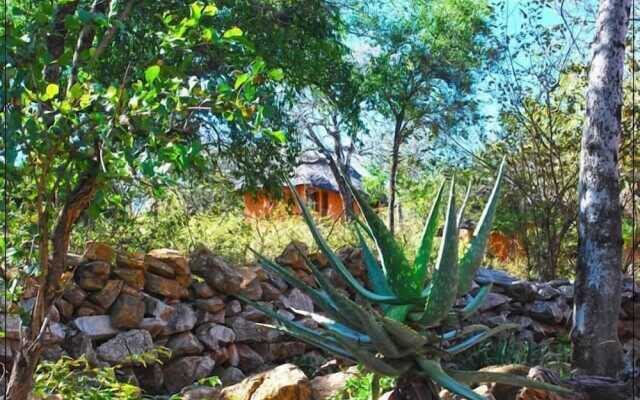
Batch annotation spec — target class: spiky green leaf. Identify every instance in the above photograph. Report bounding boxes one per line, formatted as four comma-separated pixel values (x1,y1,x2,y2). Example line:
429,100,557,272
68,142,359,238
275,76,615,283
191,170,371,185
417,358,486,400
413,181,445,285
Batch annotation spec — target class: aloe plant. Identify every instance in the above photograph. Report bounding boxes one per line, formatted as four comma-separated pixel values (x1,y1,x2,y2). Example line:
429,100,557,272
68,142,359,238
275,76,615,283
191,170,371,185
239,158,572,400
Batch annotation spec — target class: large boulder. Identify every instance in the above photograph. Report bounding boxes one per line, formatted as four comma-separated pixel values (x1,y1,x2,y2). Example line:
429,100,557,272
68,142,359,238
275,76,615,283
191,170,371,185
163,355,216,394
220,363,312,400
96,329,154,365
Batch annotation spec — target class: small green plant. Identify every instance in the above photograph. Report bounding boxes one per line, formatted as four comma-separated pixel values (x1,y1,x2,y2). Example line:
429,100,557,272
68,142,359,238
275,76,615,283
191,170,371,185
32,356,142,400
330,368,396,400
239,159,572,400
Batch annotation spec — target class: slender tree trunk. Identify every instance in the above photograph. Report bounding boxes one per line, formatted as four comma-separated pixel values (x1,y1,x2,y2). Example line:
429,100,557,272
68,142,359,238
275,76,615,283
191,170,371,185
571,0,630,377
387,137,401,234
6,169,99,399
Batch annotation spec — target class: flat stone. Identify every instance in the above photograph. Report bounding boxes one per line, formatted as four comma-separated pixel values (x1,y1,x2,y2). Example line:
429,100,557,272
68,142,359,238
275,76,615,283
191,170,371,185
96,329,154,365
163,303,197,335
146,257,176,278
281,288,314,313
144,295,176,321
90,280,124,309
275,241,310,270
116,252,146,270
113,267,145,290
139,317,167,337
190,247,245,294
83,242,115,263
135,364,164,393
163,355,216,394
194,297,225,313
147,248,190,276
144,272,189,299
478,292,511,312
528,300,566,324
63,284,88,306
235,343,265,372
475,268,518,286
55,298,74,320
218,366,246,386
73,315,118,340
229,316,282,342
167,332,204,357
76,270,108,291
192,282,215,298
196,323,236,351
196,309,226,325
111,293,145,329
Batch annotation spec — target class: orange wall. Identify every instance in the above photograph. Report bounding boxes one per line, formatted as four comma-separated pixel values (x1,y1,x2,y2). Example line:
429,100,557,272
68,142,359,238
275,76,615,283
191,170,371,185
243,185,351,219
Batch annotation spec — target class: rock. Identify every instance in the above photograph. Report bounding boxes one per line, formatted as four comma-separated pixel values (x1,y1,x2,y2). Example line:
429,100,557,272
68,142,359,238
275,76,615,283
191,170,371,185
144,272,189,299
135,364,164,393
225,300,242,317
144,295,176,321
240,303,273,322
557,284,574,299
83,242,115,263
181,386,222,400
43,322,67,344
235,344,265,372
113,267,145,290
310,367,359,400
72,315,118,340
90,280,124,309
261,282,282,301
147,248,190,276
76,269,108,291
281,288,314,313
255,342,306,362
164,303,197,335
167,332,204,357
534,284,562,300
163,355,216,394
502,280,537,302
55,298,74,320
528,300,565,324
475,268,518,286
194,297,225,313
192,282,215,298
96,329,154,365
63,284,88,306
229,316,282,342
146,257,176,278
80,260,112,275
116,252,146,270
239,277,263,301
479,292,511,312
196,323,236,350
196,309,226,325
139,317,167,337
111,293,145,329
190,247,245,294
276,241,310,271
219,366,246,386
221,363,312,400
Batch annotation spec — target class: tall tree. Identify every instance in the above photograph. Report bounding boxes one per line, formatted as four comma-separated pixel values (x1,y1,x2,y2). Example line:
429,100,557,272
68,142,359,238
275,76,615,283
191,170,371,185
571,0,631,377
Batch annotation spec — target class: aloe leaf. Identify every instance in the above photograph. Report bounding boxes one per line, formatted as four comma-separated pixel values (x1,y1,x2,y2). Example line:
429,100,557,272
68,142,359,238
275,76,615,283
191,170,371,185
446,323,519,354
445,369,574,396
457,179,473,229
413,181,445,285
289,307,371,343
417,358,486,400
439,324,490,341
354,303,402,358
421,179,459,326
343,180,416,299
333,336,405,376
287,182,408,305
460,284,492,319
380,315,428,348
458,158,506,295
354,224,393,296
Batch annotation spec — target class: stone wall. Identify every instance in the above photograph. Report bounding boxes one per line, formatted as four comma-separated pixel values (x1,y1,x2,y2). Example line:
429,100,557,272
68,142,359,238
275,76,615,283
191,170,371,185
2,241,638,396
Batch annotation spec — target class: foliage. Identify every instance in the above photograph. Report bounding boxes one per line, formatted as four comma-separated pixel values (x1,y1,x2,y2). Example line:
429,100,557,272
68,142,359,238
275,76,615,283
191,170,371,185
238,162,571,399
329,368,396,400
33,356,142,400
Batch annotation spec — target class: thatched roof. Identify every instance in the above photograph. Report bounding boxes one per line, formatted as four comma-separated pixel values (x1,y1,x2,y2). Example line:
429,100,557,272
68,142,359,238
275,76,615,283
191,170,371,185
291,151,364,192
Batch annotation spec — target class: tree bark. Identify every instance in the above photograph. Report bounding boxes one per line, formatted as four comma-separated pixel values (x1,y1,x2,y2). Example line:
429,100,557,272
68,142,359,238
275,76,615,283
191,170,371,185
571,0,630,377
6,168,99,399
387,127,402,234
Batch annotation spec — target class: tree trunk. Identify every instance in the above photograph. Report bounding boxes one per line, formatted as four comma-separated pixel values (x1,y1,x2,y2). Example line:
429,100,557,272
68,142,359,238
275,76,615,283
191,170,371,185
571,0,630,377
6,168,99,399
387,137,401,234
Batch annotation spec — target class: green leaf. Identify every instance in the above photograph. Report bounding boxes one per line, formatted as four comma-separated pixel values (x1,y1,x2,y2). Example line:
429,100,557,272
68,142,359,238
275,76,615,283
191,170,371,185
190,2,203,20
203,4,218,16
223,26,243,38
268,130,286,144
460,284,492,319
458,158,506,295
43,83,59,100
413,181,445,285
268,68,284,81
417,359,485,400
68,83,83,100
234,73,250,89
145,65,161,84
421,178,458,326
354,224,392,297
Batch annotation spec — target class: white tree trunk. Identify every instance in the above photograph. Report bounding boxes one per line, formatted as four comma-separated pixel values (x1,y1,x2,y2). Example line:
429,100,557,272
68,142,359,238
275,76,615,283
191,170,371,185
571,0,630,377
